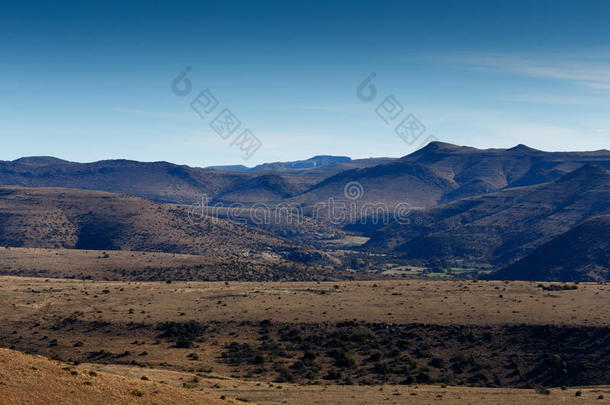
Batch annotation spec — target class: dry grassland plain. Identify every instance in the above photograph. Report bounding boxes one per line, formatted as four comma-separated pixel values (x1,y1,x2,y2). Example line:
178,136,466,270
1,275,609,404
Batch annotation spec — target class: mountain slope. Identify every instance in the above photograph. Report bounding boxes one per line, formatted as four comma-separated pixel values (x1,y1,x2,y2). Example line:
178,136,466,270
299,159,458,206
365,164,610,266
0,186,314,260
489,215,610,281
403,142,610,201
212,173,307,203
0,348,233,404
288,143,610,226
0,158,247,204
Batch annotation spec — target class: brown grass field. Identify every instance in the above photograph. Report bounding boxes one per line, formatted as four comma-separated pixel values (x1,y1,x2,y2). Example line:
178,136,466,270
0,247,242,280
0,247,342,282
1,276,607,327
0,247,608,404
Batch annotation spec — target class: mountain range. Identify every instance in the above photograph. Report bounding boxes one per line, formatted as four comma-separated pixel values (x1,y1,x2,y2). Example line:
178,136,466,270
3,143,608,209
1,142,609,281
0,156,392,205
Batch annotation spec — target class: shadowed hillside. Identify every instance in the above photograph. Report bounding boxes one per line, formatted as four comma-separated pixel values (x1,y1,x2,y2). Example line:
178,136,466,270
365,164,610,267
489,215,610,281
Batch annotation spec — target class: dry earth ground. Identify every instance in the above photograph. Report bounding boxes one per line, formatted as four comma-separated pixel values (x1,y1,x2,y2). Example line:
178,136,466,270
85,363,610,405
0,348,235,405
0,247,338,282
1,276,608,402
1,276,607,326
1,347,607,405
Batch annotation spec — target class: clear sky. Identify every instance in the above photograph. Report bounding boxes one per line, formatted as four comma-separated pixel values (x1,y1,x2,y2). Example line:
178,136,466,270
1,0,609,166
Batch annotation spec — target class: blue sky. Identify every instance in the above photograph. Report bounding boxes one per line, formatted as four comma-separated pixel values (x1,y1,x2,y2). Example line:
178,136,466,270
1,0,609,166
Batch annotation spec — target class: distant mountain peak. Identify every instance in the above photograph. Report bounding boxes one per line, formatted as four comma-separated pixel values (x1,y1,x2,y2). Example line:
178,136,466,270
12,156,70,165
421,141,461,151
402,141,472,160
255,155,352,170
507,144,539,153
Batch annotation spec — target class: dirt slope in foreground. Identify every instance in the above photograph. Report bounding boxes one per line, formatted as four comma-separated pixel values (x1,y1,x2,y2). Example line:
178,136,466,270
0,348,233,405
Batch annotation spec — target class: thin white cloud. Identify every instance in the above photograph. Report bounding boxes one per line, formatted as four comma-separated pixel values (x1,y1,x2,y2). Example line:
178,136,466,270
440,51,610,93
114,108,196,120
296,104,368,113
503,93,610,106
